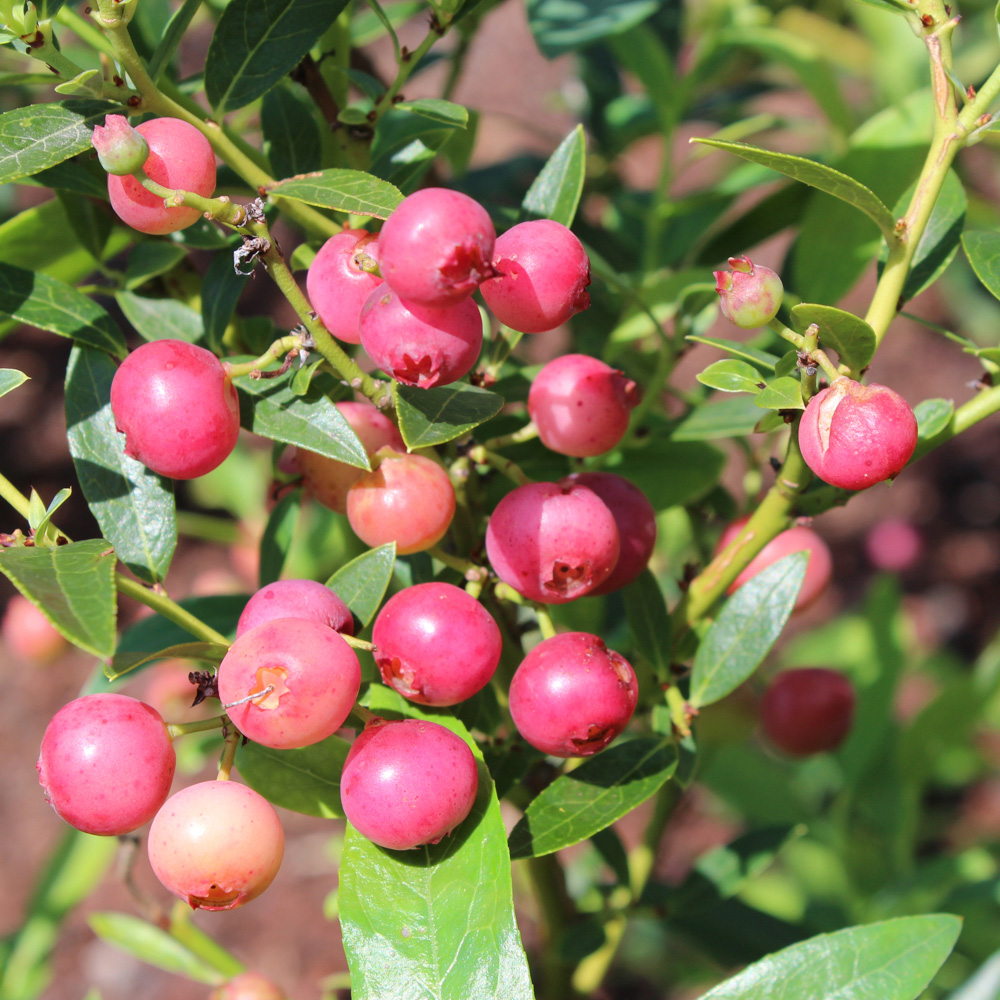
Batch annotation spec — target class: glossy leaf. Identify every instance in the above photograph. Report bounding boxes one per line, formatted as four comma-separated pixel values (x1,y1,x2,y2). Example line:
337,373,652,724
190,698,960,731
339,715,534,1000
123,243,188,290
790,303,876,373
0,100,117,185
0,368,28,397
325,543,396,628
611,440,726,511
266,169,403,219
623,570,672,680
262,84,322,179
65,346,177,585
692,138,896,240
237,733,351,817
258,488,301,587
697,914,960,1000
914,397,954,440
696,359,764,394
116,291,204,343
689,551,808,709
395,382,504,450
521,124,586,227
671,396,763,440
0,262,126,359
396,99,469,128
754,376,803,410
115,595,245,659
0,539,117,658
686,336,779,370
526,0,659,57
201,250,246,353
205,0,349,113
147,0,203,81
962,229,1000,301
508,737,677,859
104,641,228,683
234,374,369,467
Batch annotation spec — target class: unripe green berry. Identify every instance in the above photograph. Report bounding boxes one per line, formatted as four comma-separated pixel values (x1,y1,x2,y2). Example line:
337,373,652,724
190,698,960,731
713,255,783,329
91,114,150,176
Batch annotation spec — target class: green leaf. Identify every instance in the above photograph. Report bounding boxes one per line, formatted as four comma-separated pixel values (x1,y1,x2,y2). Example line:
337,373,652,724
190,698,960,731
394,382,504,450
850,0,911,12
696,914,961,1000
88,913,223,985
526,0,659,57
0,539,117,658
236,733,351,817
234,374,369,467
395,98,469,128
696,359,764,394
261,84,322,179
790,303,876,373
623,570,671,680
508,737,677,859
147,0,203,81
914,397,954,440
325,543,396,628
0,100,117,185
266,169,403,219
339,716,534,1000
671,396,764,440
521,124,586,227
689,551,808,709
0,262,127,359
123,242,188,290
962,229,1000,301
610,440,725,511
0,368,28,397
691,138,896,240
201,250,246,353
205,0,349,113
686,336,779,370
258,488,301,586
114,595,245,660
116,291,204,343
65,346,177,585
104,642,227,683
753,376,804,410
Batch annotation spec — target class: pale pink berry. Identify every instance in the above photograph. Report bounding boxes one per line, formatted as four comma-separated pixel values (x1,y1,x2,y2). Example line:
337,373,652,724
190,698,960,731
713,255,783,329
798,377,917,490
479,219,591,333
211,973,287,1000
2,594,66,664
306,229,382,345
236,579,354,637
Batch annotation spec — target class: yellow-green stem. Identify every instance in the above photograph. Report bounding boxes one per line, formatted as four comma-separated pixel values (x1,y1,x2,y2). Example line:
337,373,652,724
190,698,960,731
217,727,240,780
115,574,231,645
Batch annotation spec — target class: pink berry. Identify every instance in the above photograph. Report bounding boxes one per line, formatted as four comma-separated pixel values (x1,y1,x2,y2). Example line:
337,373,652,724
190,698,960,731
865,518,923,572
485,481,620,604
295,400,405,515
2,594,66,664
509,632,638,757
306,229,382,345
378,187,495,306
218,617,361,750
528,354,639,457
479,219,591,333
372,582,501,706
106,117,216,235
37,693,175,836
359,287,483,389
560,472,657,594
798,377,918,490
714,516,833,611
236,579,354,637
346,450,456,555
147,780,284,910
340,718,479,850
713,255,783,329
760,668,855,756
110,339,240,480
211,973,287,1000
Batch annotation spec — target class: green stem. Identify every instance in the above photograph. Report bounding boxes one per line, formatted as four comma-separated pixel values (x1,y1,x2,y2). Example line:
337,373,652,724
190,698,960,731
222,335,304,379
370,25,442,121
468,446,532,486
524,853,581,1000
217,727,240,780
481,423,539,451
115,574,231,646
486,325,524,379
349,704,377,727
427,545,487,580
167,715,228,739
341,634,376,653
0,469,30,520
534,605,557,640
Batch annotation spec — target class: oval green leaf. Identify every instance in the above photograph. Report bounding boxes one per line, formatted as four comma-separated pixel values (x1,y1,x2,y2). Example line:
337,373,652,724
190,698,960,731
624,569,672,681
686,336,780,370
0,368,28,397
914,397,954,440
527,0,659,57
696,359,765,394
671,396,764,440
266,168,403,219
258,488,302,587
521,124,586,227
325,543,396,628
790,302,876,374
116,291,204,343
962,229,1000,302
395,381,504,450
610,440,726,511
105,641,229,683
261,84,322,179
754,376,804,410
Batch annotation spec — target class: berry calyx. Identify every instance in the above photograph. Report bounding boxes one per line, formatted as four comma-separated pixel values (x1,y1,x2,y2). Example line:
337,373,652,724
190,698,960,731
37,693,175,836
306,229,383,345
713,255,783,329
236,579,354,637
797,377,918,490
147,780,284,910
508,632,638,757
340,717,479,850
91,113,150,176
759,668,855,756
110,339,240,480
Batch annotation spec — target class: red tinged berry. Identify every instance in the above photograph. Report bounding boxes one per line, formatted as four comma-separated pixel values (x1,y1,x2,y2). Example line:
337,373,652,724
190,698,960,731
236,579,354,637
798,377,918,490
508,632,638,757
306,229,383,345
713,255,783,329
211,973,288,1000
110,339,240,480
760,668,855,756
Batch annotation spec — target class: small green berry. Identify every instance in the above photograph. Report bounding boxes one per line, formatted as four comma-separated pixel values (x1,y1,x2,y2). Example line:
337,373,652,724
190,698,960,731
91,114,150,176
713,255,783,329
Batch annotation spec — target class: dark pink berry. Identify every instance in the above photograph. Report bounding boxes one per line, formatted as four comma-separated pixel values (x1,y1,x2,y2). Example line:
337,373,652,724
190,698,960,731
378,187,495,306
106,117,216,235
147,780,284,910
485,481,620,604
714,516,832,612
528,354,639,457
480,219,591,333
296,400,405,515
359,287,483,389
218,617,361,750
37,693,175,836
509,632,638,757
306,229,382,345
798,377,918,490
560,472,657,594
236,579,354,637
760,668,855,756
372,582,501,706
346,450,456,555
340,717,479,850
713,255,783,329
865,518,923,572
110,339,240,480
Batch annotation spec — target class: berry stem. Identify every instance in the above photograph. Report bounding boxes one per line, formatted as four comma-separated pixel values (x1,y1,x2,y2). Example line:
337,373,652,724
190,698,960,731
167,715,229,740
426,545,486,580
467,445,532,486
349,704,377,727
222,336,306,379
341,635,376,653
480,423,539,451
217,727,240,781
370,23,442,121
115,575,231,646
769,319,841,383
534,605,557,640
